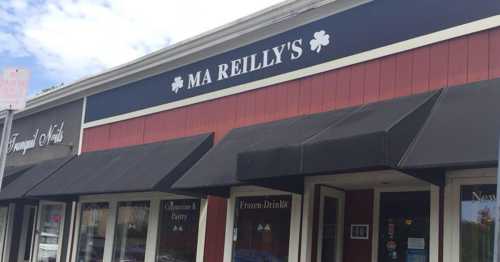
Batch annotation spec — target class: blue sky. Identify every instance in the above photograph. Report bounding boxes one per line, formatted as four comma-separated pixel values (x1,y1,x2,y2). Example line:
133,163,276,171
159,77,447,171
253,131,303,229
0,0,283,97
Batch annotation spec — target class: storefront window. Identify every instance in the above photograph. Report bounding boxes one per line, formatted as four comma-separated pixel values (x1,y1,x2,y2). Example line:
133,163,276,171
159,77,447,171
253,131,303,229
37,204,64,262
112,201,150,262
156,199,200,262
461,185,496,262
76,203,109,262
232,195,292,262
0,206,8,260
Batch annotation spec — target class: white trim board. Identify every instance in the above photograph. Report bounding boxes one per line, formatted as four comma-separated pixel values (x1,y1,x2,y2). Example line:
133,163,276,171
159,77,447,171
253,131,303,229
83,15,500,129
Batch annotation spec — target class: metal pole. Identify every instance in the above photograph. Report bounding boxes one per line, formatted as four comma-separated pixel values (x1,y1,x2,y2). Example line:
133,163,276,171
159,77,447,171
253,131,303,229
494,139,500,262
0,109,14,191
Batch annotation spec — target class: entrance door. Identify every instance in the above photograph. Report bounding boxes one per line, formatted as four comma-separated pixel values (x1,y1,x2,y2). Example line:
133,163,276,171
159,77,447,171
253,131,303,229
18,205,37,262
32,202,66,262
316,186,345,262
378,191,430,262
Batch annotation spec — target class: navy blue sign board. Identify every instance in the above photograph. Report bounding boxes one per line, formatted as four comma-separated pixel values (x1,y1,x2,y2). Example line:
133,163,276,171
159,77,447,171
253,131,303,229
85,0,500,123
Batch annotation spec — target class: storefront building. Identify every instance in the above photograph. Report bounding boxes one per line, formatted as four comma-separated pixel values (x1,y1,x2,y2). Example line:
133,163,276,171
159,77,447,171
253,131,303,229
0,99,84,262
2,0,500,262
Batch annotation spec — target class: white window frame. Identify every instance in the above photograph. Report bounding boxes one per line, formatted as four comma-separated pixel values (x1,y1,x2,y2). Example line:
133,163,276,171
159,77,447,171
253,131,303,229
223,186,302,262
32,201,67,262
71,192,207,262
315,186,345,262
443,168,496,262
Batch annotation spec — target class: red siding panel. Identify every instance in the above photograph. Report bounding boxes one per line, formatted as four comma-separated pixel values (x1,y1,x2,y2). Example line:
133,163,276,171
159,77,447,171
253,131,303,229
204,197,227,262
394,52,413,97
448,37,468,86
82,125,110,152
412,47,430,94
254,88,268,122
275,83,289,119
489,28,500,79
310,73,325,113
298,78,313,115
429,42,449,90
335,67,351,108
108,117,144,148
343,190,374,262
467,31,489,82
364,60,381,103
322,71,337,111
286,80,301,117
349,64,365,106
379,56,396,100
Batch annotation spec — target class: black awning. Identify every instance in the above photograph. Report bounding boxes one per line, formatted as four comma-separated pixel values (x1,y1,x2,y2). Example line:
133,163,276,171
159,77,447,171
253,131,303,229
400,78,500,169
2,164,34,188
0,157,73,201
26,133,213,197
172,108,357,195
237,90,439,181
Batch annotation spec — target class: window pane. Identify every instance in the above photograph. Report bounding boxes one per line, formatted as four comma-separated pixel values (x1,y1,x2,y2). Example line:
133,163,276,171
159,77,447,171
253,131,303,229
156,199,200,262
233,195,292,262
0,207,9,260
76,203,109,262
112,201,150,262
37,204,64,262
461,185,496,262
320,197,338,262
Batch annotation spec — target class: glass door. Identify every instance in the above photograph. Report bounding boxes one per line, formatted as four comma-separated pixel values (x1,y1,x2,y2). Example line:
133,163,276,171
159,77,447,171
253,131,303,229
377,191,430,262
32,202,66,262
316,186,345,262
18,205,37,262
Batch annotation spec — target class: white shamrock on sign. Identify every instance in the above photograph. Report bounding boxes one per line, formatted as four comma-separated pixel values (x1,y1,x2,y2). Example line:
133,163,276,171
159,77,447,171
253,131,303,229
309,30,330,53
171,76,184,94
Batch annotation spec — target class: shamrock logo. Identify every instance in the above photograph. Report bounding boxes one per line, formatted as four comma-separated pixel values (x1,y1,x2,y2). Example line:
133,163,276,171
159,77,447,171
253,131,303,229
171,76,184,94
309,30,330,53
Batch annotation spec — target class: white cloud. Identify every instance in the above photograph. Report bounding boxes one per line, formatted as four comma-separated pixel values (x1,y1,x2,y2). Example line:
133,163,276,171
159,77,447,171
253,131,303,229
0,0,284,83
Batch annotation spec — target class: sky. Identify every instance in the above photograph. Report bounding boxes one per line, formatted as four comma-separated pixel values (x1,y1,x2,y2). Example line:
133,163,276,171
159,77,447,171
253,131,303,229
0,0,285,97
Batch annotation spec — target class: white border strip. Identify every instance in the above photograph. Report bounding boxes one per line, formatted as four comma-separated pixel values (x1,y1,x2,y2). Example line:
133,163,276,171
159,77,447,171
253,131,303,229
83,15,500,129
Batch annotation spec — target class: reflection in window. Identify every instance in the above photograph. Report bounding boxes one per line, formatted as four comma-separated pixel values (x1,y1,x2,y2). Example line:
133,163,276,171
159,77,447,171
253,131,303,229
461,185,496,262
232,195,292,262
76,203,109,262
37,204,64,262
156,199,200,262
112,201,150,262
0,207,8,260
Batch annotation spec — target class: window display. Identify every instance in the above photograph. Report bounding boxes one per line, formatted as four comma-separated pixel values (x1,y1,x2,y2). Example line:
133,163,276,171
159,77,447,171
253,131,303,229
232,195,292,262
156,199,200,262
112,201,150,262
461,185,496,262
76,203,109,262
37,204,64,262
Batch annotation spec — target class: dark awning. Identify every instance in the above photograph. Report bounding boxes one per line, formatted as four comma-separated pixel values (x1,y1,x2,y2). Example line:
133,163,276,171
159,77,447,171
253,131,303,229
172,108,356,195
27,133,213,198
236,91,439,183
2,164,34,188
0,157,73,201
401,78,500,169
